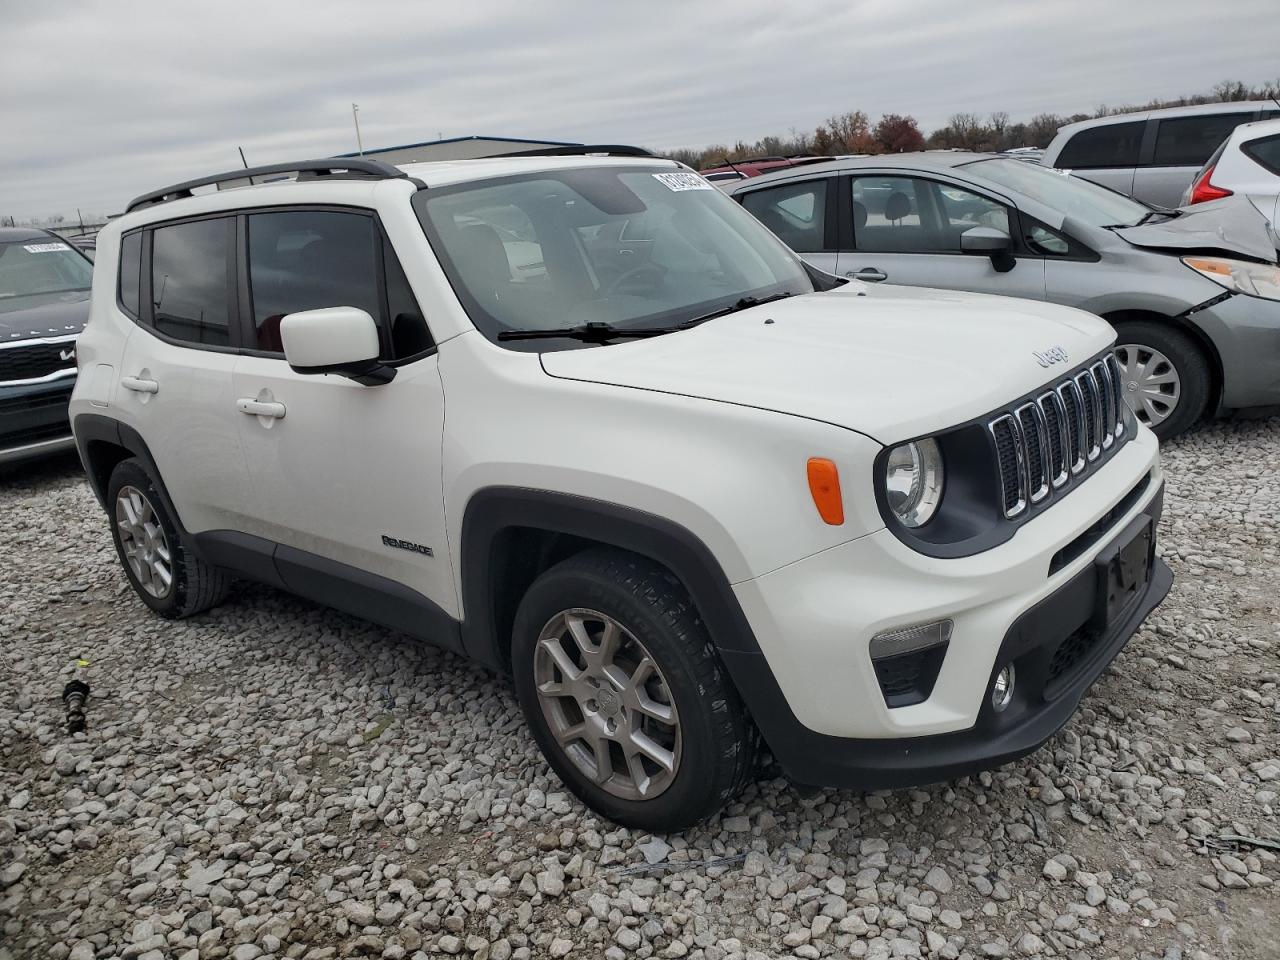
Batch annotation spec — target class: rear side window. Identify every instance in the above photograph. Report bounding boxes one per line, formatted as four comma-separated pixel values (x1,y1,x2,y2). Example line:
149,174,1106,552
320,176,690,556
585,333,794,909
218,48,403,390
1153,114,1244,166
1055,121,1144,169
740,179,829,252
118,232,141,318
150,218,233,346
1243,134,1280,175
246,210,432,360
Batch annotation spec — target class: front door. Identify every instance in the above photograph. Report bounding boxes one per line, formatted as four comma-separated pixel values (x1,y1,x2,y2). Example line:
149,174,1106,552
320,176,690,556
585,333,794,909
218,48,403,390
228,208,455,621
835,174,1046,300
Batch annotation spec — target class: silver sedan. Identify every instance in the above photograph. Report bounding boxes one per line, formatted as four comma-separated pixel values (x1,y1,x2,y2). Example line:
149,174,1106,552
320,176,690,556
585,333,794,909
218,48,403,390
726,152,1280,439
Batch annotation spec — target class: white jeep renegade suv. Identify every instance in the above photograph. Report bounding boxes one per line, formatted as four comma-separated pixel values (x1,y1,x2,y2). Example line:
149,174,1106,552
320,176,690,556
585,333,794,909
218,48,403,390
71,151,1171,830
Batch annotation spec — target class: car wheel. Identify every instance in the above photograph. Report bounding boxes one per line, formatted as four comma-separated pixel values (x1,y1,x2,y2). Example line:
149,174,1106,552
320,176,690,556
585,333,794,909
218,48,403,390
1111,321,1211,440
106,458,231,618
511,549,756,831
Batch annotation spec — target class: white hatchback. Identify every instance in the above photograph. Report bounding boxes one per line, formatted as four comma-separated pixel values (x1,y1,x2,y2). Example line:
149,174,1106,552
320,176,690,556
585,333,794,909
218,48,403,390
1182,117,1280,224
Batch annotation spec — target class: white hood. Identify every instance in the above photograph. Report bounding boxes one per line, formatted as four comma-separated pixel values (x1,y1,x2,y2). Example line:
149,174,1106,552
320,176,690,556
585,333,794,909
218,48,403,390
540,286,1114,443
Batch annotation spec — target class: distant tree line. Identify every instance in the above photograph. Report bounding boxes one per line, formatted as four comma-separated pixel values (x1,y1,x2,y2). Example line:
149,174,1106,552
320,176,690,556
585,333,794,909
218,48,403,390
662,78,1280,170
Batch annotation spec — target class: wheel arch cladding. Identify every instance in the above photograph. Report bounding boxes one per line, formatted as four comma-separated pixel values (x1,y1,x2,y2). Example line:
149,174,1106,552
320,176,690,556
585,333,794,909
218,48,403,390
458,487,767,672
73,414,188,530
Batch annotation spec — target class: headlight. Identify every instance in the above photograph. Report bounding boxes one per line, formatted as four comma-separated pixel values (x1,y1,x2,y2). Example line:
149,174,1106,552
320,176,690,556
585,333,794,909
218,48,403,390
1182,256,1280,301
884,438,944,528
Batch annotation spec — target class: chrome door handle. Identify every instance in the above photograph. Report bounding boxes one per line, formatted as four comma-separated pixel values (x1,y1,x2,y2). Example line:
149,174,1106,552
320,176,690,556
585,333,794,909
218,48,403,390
236,398,286,419
847,268,887,282
121,376,159,394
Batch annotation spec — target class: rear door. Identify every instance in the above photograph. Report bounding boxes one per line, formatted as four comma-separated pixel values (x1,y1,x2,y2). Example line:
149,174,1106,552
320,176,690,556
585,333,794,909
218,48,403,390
228,207,455,622
115,215,253,534
1051,120,1145,198
736,177,839,275
1134,111,1257,208
834,173,1046,299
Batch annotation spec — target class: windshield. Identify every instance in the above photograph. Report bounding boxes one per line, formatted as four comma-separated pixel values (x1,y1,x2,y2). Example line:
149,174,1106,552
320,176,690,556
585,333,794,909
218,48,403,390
964,158,1153,228
414,166,815,347
0,239,94,313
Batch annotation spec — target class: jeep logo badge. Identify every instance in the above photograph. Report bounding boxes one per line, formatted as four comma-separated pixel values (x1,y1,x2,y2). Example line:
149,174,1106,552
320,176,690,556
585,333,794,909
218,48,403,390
1033,346,1068,368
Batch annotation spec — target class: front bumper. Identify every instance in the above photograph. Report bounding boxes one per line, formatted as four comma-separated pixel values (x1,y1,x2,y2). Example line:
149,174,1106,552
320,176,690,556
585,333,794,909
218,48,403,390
0,376,76,465
722,428,1170,788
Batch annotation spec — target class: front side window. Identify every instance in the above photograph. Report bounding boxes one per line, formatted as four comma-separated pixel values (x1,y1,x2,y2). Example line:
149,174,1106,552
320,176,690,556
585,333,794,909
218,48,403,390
740,179,829,252
150,218,232,346
0,238,93,315
965,158,1150,228
246,210,432,359
1153,114,1244,166
414,166,813,347
1054,121,1144,169
850,176,1008,253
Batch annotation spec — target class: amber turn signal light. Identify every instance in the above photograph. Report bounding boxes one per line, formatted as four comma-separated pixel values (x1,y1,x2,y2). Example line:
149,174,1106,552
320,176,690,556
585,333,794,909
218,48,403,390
806,458,844,525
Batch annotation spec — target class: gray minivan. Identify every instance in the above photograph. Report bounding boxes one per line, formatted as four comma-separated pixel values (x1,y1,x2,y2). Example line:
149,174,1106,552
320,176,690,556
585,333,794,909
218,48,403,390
1042,102,1280,208
727,152,1280,439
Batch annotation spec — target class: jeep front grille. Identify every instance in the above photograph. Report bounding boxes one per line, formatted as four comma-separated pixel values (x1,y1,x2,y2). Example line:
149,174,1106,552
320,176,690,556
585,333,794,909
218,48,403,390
0,336,78,386
989,354,1127,520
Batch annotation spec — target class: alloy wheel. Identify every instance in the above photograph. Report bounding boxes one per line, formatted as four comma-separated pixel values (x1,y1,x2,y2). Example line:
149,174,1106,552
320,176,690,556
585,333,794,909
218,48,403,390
532,608,682,801
115,485,173,599
1113,343,1181,429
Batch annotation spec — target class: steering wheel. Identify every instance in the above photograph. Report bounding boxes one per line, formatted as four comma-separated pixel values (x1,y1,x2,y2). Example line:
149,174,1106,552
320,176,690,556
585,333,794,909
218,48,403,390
605,262,665,297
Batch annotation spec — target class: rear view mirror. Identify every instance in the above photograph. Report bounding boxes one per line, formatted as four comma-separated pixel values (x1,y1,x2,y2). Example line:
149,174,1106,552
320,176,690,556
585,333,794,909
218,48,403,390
281,307,395,386
961,226,1016,273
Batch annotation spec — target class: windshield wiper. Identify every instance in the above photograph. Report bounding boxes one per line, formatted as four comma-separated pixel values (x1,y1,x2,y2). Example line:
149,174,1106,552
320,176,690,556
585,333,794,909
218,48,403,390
680,292,794,328
497,321,681,343
497,293,795,343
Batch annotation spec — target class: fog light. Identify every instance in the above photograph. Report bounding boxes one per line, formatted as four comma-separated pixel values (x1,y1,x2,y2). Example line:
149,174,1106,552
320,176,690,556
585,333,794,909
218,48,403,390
869,619,953,660
991,664,1016,713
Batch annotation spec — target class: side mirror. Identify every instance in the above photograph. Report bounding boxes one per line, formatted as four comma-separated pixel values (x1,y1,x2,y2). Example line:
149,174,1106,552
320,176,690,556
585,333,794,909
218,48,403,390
960,226,1012,253
280,307,395,386
960,226,1016,273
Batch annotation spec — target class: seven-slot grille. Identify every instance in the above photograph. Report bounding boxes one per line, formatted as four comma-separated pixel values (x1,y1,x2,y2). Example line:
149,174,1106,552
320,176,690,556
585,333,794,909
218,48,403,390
0,337,77,385
989,355,1127,520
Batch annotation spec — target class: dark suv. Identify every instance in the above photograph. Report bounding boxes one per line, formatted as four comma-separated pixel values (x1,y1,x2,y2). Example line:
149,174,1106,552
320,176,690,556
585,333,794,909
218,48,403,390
0,227,93,465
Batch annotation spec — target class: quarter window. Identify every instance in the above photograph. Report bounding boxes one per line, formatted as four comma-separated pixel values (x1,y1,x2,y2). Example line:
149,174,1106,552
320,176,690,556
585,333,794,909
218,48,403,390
118,232,141,318
740,180,829,252
1242,133,1280,175
1153,114,1245,167
150,218,233,346
1054,121,1144,169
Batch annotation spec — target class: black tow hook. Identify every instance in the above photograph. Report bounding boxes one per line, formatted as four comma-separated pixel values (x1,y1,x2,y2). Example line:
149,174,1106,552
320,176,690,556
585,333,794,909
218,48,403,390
63,679,90,734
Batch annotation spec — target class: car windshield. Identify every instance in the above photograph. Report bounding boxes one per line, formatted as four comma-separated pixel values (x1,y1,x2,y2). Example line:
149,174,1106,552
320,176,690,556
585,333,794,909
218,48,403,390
414,165,815,347
0,239,94,312
963,158,1153,228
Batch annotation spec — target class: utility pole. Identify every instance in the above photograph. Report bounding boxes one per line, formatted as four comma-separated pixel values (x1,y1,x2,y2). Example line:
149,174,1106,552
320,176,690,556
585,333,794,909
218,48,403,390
352,103,364,156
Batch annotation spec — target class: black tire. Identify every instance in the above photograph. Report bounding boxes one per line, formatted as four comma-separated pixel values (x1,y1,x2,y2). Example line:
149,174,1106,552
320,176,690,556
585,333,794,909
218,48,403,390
511,549,756,831
106,458,231,619
1111,320,1212,440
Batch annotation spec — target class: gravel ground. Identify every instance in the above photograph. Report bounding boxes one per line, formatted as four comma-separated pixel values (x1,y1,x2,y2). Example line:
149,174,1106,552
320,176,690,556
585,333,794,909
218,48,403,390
2,418,1278,960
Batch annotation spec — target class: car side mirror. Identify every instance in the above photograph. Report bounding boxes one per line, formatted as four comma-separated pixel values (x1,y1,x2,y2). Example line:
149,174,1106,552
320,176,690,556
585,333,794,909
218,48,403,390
280,307,395,386
960,226,1016,273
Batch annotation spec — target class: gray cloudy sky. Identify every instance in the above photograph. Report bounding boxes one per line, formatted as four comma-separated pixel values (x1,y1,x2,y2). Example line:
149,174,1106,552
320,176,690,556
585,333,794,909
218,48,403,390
2,0,1277,221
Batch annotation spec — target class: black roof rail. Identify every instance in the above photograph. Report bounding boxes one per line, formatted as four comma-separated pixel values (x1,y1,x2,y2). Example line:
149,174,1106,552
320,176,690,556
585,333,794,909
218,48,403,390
489,144,655,159
125,159,423,213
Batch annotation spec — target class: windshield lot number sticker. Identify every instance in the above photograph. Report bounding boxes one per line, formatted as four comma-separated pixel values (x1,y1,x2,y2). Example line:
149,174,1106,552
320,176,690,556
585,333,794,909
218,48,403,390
653,172,713,192
23,242,71,253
